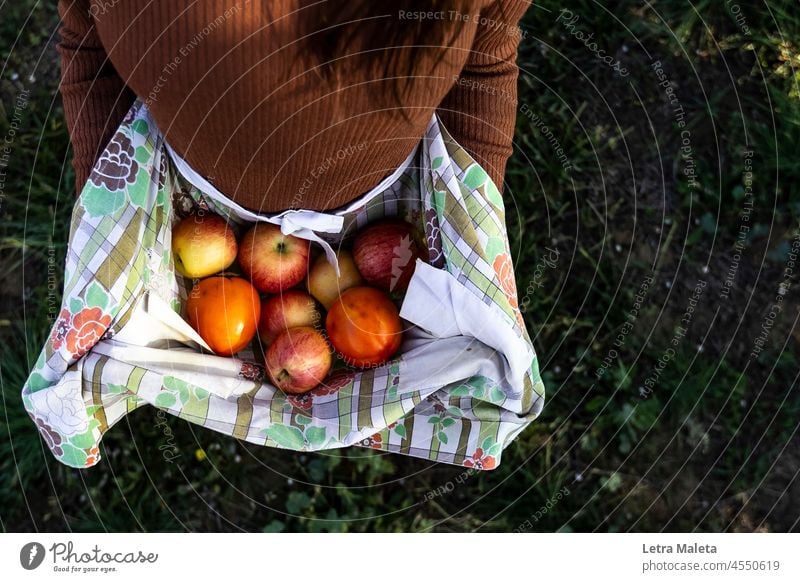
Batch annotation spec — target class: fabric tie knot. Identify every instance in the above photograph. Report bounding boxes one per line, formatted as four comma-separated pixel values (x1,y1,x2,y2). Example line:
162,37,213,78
273,210,344,276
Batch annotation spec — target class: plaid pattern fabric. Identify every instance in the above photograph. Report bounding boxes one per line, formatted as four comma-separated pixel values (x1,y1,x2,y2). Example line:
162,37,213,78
22,99,545,470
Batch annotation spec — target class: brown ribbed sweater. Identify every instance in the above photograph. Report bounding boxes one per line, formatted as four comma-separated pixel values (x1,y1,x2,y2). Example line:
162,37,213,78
57,0,529,212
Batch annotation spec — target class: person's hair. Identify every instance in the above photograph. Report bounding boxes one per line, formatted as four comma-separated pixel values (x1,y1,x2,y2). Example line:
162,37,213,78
297,0,483,109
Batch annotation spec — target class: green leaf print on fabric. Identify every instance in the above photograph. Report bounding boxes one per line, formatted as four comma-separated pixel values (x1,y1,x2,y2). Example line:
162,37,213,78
69,425,98,449
60,442,88,467
156,186,167,208
130,119,149,136
463,164,504,209
127,172,150,208
264,424,305,449
106,383,129,394
154,392,177,409
84,281,109,311
69,297,83,315
484,178,504,210
163,376,210,405
305,426,327,447
490,386,506,404
480,436,502,457
452,378,481,398
484,236,507,264
433,190,447,213
462,164,488,189
133,145,152,165
84,404,104,416
27,372,50,393
450,386,468,397
81,184,126,218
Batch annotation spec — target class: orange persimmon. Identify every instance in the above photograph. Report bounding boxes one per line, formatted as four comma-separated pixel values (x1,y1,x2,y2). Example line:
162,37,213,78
325,286,403,367
185,276,261,356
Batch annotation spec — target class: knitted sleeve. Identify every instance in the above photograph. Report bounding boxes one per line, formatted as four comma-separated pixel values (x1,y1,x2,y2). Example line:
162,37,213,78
57,0,135,195
436,0,530,192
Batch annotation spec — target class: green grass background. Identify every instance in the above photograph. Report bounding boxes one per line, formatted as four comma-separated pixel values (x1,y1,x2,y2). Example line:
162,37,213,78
1,0,799,532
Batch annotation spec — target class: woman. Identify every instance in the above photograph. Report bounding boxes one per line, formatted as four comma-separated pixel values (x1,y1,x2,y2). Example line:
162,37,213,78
28,0,545,471
57,0,529,213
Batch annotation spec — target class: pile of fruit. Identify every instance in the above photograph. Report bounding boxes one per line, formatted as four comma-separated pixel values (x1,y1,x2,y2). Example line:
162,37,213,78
171,211,423,394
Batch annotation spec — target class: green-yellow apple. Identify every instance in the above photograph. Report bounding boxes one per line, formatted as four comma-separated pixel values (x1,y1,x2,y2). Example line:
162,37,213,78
172,212,237,278
307,249,363,309
265,326,332,394
258,290,322,345
238,223,310,293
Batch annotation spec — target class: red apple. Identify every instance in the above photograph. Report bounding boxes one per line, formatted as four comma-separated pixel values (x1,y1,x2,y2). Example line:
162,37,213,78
258,290,322,345
172,212,237,278
353,219,420,291
238,223,310,293
265,326,332,394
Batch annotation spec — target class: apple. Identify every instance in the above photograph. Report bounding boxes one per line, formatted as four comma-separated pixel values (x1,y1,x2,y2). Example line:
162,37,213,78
172,212,237,278
258,290,321,345
353,219,420,291
307,249,363,309
238,223,310,293
265,326,332,394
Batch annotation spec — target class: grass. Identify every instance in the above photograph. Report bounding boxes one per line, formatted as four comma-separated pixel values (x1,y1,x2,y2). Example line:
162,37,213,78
1,0,799,532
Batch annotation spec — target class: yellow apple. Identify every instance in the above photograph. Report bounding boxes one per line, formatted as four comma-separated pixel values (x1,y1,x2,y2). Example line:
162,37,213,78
172,212,237,278
307,250,363,309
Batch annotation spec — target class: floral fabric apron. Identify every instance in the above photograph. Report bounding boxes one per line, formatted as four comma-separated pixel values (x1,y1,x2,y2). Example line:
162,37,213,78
22,99,545,470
